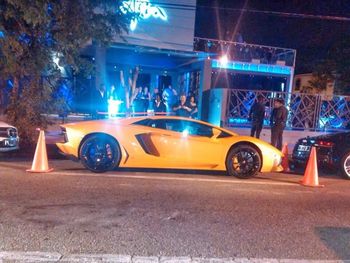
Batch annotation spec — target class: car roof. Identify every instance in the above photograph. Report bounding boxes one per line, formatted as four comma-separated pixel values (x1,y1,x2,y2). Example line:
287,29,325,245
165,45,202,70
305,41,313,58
301,131,350,141
123,116,237,135
62,116,237,136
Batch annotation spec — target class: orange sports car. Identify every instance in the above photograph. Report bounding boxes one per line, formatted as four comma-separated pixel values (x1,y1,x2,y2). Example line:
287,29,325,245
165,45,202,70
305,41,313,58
56,116,283,178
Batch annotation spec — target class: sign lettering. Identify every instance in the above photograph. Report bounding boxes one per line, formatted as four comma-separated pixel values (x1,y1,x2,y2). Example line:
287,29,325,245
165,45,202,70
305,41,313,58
120,0,168,31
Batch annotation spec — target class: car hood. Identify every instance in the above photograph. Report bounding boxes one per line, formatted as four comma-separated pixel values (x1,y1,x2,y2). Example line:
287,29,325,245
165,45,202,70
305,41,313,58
0,121,16,129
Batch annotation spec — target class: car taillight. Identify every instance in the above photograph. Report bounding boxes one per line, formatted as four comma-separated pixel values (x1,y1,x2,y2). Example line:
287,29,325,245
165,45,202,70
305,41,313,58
317,140,334,147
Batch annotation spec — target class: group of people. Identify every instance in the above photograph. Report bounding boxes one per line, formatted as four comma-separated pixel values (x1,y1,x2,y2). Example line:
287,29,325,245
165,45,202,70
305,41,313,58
133,86,152,113
151,86,198,118
249,95,288,150
93,83,198,118
172,94,198,118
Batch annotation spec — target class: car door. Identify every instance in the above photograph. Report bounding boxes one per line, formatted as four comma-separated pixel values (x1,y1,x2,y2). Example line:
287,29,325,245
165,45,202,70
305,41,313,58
148,119,225,168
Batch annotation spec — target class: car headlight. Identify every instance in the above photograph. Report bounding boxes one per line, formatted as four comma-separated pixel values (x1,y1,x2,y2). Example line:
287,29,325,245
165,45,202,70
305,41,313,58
8,128,17,138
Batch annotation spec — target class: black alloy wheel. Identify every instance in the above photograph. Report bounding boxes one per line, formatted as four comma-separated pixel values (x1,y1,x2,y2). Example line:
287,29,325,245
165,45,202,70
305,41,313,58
340,151,350,180
226,144,261,179
79,135,121,173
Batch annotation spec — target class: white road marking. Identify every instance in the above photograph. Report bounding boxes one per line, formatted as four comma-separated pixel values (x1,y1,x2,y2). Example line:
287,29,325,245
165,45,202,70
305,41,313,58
0,251,346,262
0,251,61,261
49,171,298,186
61,254,131,262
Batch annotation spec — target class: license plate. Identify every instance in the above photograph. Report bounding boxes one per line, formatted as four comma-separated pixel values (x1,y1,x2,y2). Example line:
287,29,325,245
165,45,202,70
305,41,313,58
4,139,16,147
298,145,310,152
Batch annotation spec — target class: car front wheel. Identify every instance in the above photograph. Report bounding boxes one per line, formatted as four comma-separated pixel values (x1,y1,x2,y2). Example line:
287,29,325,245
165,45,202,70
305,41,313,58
226,144,261,179
80,135,121,173
340,151,350,180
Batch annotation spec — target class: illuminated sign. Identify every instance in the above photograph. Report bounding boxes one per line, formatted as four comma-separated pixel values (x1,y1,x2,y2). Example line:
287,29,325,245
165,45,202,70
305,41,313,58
120,0,168,31
114,0,196,51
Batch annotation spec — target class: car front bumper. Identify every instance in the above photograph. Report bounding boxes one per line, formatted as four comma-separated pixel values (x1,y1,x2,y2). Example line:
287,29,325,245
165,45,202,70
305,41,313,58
292,144,335,167
0,137,19,152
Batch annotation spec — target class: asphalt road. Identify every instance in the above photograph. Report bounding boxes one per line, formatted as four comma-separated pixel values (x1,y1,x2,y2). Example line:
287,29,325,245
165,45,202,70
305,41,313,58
0,158,349,262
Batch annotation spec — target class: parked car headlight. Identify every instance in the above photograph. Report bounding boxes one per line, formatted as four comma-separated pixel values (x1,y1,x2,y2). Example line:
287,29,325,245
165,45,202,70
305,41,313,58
8,128,17,138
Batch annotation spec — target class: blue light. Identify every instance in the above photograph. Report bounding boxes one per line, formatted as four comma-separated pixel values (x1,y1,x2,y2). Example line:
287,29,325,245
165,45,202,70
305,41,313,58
0,31,4,38
7,79,13,88
120,0,168,31
212,60,292,75
228,118,270,126
108,99,123,118
228,118,250,125
319,116,344,129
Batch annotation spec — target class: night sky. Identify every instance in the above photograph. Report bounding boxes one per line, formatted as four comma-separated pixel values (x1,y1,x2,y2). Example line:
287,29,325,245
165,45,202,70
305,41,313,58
195,0,350,73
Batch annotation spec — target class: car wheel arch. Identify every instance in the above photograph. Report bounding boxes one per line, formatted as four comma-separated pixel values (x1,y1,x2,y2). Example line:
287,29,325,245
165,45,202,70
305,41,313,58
78,132,120,160
226,141,263,172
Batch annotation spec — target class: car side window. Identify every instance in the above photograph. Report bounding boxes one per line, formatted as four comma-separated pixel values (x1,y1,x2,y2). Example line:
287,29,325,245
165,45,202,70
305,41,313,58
153,119,183,132
182,121,213,138
134,119,215,138
154,119,214,138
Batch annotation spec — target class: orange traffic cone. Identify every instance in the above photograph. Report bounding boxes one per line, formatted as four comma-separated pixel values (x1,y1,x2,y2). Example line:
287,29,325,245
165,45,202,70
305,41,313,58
281,143,290,172
300,146,324,187
27,129,53,173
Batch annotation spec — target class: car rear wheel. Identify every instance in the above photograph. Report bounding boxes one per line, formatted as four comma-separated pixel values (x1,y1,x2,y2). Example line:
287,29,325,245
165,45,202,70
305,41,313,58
340,151,350,180
226,144,261,179
79,135,121,173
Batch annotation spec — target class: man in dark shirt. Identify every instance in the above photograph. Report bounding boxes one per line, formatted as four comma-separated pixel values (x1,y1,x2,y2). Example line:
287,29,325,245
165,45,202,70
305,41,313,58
248,95,265,138
173,94,192,117
270,98,288,150
94,84,108,119
153,94,166,114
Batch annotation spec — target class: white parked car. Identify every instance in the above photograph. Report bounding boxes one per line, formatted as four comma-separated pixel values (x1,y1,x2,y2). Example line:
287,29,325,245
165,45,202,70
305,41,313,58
0,121,19,152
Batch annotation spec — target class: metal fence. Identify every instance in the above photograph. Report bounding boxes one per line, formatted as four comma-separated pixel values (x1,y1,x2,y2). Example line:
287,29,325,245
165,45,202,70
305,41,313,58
225,89,350,131
194,37,296,67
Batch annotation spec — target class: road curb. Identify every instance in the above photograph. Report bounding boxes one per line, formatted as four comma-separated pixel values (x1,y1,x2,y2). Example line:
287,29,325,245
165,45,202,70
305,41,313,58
0,251,62,262
0,251,348,262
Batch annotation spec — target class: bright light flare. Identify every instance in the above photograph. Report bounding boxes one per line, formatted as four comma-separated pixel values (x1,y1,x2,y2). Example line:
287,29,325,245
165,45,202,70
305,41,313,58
108,99,123,118
219,55,229,67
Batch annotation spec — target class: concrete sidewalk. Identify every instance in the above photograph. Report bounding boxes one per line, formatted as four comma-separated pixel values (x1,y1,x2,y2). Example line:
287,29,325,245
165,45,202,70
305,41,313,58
0,251,345,262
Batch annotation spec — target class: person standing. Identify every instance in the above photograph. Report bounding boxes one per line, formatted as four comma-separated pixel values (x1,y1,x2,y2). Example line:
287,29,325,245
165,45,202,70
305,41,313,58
162,85,177,114
151,87,160,101
173,94,191,117
141,86,151,112
94,84,108,119
248,95,265,138
270,98,288,150
188,95,198,119
133,87,143,113
108,85,118,100
153,94,166,114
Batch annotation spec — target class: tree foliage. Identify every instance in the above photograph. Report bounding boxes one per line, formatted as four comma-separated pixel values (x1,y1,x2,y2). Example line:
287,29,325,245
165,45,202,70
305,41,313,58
307,35,350,95
306,60,335,93
0,0,130,147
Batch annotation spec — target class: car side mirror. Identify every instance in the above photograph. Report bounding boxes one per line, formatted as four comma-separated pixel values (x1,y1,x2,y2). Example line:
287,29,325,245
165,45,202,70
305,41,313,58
212,128,221,139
